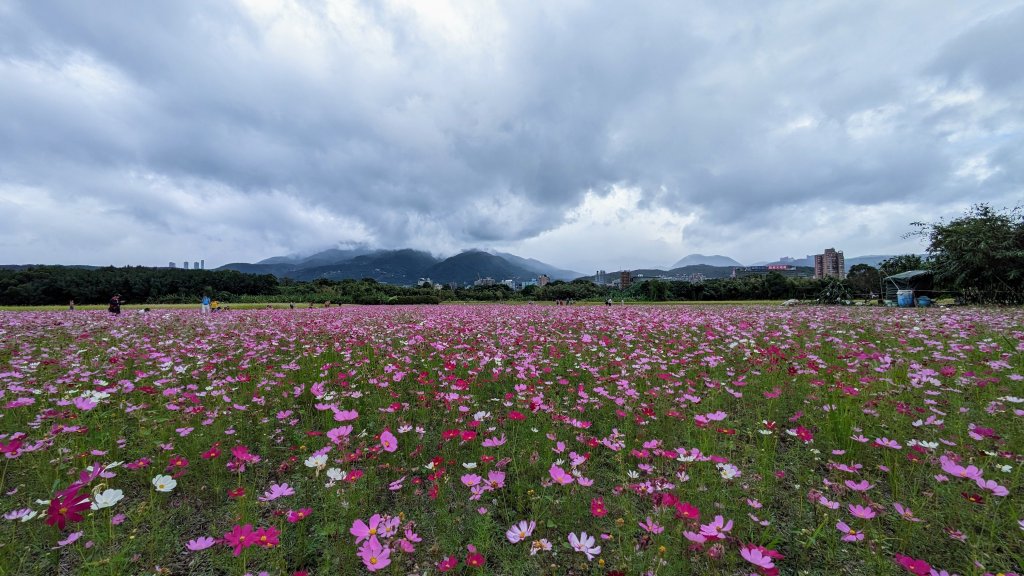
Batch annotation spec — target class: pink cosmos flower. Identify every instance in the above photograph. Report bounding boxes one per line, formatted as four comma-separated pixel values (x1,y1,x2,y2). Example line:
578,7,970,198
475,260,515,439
223,524,256,556
380,430,398,453
186,536,216,551
358,537,391,572
836,520,865,542
333,409,359,422
875,437,902,449
845,480,875,492
461,474,482,487
893,502,922,522
326,426,353,444
254,526,280,548
482,435,507,447
287,508,312,523
486,470,506,490
568,531,601,560
976,478,1009,496
939,455,983,480
740,545,776,569
639,517,664,534
894,553,931,575
57,531,83,547
437,556,459,571
351,514,383,544
506,520,536,543
683,530,707,544
549,464,575,485
258,483,295,502
699,515,734,539
849,504,876,520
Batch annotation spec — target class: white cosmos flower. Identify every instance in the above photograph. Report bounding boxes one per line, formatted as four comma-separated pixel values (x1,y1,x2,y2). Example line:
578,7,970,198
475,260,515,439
152,475,176,492
91,488,124,510
304,454,328,469
326,468,346,482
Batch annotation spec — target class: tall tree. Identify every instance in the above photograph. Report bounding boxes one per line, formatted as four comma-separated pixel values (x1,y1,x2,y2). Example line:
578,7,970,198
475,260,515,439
846,264,881,297
878,254,926,278
910,203,1024,304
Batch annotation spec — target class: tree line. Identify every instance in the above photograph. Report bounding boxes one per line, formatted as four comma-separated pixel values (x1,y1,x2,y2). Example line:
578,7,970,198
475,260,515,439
3,204,1019,306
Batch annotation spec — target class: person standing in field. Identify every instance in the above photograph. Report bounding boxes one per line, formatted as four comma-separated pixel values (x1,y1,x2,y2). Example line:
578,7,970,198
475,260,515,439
69,299,75,311
108,294,121,315
201,294,211,314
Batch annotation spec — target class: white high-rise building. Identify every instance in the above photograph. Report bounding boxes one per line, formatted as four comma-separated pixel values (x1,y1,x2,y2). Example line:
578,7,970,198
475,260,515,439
183,261,189,270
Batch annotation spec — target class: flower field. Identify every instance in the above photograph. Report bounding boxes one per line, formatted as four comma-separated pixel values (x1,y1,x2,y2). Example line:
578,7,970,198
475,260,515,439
1,304,1022,576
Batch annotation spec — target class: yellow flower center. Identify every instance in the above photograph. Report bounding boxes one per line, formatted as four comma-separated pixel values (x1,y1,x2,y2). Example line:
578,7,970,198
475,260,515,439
370,557,378,565
59,507,68,514
369,528,376,535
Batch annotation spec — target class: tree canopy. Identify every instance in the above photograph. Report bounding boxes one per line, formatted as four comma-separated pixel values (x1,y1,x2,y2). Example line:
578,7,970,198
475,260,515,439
911,203,1024,304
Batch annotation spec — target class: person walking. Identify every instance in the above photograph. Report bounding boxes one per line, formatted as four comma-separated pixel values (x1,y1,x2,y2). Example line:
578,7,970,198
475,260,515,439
201,294,211,314
108,294,121,315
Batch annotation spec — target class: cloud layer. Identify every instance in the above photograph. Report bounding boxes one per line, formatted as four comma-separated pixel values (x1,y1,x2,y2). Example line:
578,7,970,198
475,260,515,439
1,0,1022,271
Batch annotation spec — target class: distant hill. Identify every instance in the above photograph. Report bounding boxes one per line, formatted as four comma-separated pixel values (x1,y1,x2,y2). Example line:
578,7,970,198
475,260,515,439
220,247,566,285
669,254,743,268
491,252,583,281
291,249,439,283
425,250,538,284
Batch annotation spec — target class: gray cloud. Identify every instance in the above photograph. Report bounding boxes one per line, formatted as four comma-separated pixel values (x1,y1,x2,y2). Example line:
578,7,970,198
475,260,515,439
1,0,1022,269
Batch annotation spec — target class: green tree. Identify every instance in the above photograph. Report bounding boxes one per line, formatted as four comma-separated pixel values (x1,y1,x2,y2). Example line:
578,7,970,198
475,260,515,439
846,264,881,298
910,203,1024,303
878,254,926,278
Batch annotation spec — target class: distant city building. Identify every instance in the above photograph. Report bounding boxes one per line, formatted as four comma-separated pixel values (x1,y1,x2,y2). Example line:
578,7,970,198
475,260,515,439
733,265,810,279
474,277,496,287
537,274,550,287
814,248,845,279
200,259,205,270
183,261,189,270
193,262,200,270
620,271,632,289
595,270,607,284
168,262,176,269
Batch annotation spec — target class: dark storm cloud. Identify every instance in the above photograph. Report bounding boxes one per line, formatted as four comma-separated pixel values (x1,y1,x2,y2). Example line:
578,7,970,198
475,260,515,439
0,0,1021,267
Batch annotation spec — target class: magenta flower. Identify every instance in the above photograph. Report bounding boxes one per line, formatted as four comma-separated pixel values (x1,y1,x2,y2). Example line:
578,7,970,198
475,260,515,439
358,537,391,571
380,430,398,453
461,473,482,487
287,508,313,523
254,526,280,548
223,524,256,556
186,536,216,551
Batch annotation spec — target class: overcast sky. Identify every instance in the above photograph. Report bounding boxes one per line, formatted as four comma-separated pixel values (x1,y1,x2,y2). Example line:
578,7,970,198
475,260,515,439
1,1,1022,272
